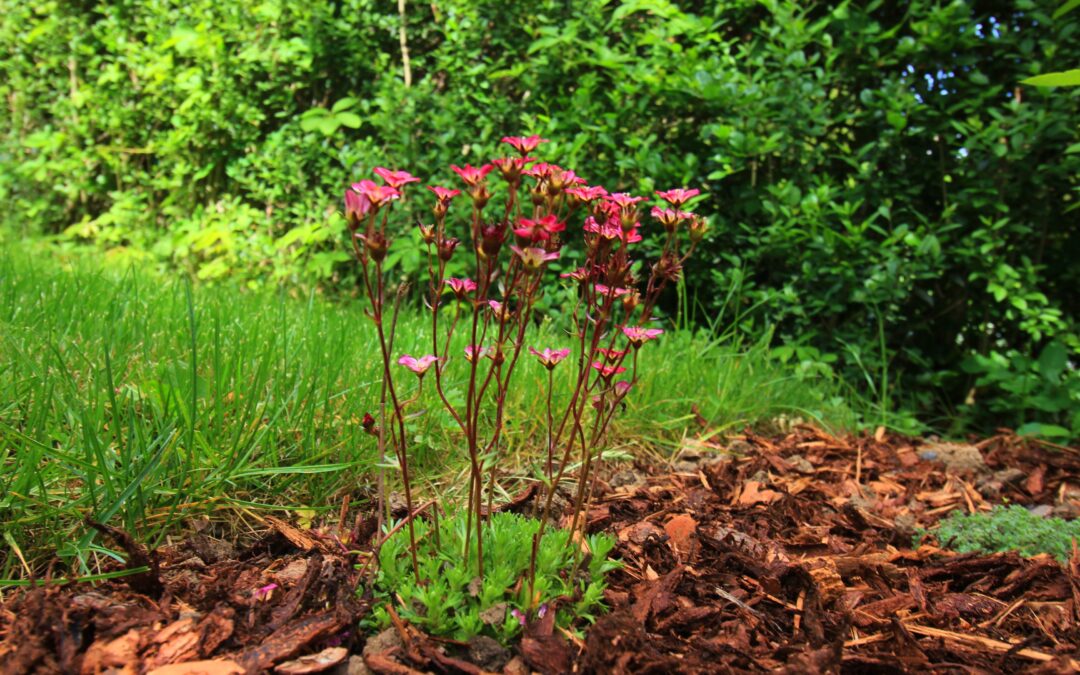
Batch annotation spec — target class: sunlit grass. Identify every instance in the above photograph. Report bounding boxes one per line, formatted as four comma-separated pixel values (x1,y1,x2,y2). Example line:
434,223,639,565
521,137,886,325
0,245,853,578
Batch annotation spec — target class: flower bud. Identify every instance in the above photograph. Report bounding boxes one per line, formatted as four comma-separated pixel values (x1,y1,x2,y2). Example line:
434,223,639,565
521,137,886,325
438,237,460,262
622,290,641,313
480,222,507,259
418,223,436,245
688,215,709,243
653,253,683,282
361,412,378,435
469,183,492,210
358,232,389,263
530,183,546,207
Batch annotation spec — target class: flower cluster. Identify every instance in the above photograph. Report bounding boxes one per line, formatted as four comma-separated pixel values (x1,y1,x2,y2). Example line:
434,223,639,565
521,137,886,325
344,135,706,592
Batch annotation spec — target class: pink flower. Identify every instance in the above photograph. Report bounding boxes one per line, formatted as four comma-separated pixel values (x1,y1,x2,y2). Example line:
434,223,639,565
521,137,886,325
488,300,512,321
584,216,641,244
427,185,462,204
552,169,587,188
565,185,608,204
594,284,631,298
591,361,627,379
514,215,566,242
256,583,279,599
614,380,633,396
450,164,494,186
465,344,493,363
560,267,591,282
563,171,586,186
492,156,534,182
344,189,370,228
523,162,563,180
511,245,560,271
444,277,477,298
655,188,701,208
501,135,549,155
606,193,646,209
397,354,440,376
596,347,627,362
650,207,692,232
529,347,570,369
510,608,527,626
373,167,420,189
351,180,401,207
623,326,664,346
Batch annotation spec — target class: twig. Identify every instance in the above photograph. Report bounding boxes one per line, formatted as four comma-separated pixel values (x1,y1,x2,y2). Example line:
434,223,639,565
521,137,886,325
397,0,411,87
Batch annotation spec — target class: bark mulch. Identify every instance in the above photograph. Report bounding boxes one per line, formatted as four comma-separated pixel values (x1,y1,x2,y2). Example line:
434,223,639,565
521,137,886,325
1,427,1078,674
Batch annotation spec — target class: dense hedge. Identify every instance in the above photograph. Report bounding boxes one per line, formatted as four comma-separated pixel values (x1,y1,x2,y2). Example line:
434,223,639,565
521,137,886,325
2,0,1077,436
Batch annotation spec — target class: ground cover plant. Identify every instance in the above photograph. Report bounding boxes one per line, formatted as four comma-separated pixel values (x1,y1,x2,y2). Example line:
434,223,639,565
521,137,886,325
370,510,618,642
932,504,1080,563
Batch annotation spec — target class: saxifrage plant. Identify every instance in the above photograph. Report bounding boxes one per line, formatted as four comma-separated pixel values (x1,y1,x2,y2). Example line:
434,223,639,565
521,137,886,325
345,134,705,624
370,510,618,642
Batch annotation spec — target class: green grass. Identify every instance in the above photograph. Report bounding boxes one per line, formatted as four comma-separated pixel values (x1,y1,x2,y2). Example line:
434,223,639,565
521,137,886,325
0,244,853,579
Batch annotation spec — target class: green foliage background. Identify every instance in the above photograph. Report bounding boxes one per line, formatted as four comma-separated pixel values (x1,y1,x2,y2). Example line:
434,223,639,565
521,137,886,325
1,0,1077,437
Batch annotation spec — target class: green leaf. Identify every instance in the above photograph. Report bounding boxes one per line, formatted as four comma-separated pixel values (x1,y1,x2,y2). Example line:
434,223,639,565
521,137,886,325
331,97,358,113
1036,340,1068,382
316,118,340,136
1052,0,1080,20
1016,422,1072,438
1021,69,1080,87
336,112,362,129
299,114,327,132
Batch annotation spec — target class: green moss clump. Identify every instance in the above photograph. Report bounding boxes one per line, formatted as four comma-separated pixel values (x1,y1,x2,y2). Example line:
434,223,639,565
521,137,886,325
934,505,1080,563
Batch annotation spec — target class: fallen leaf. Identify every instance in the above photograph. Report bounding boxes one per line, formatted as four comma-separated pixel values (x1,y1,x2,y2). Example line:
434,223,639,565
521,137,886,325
737,481,783,506
663,514,698,558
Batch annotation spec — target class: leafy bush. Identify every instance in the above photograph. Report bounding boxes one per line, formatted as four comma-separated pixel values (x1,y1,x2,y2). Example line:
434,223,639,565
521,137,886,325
370,511,619,642
933,505,1080,563
2,0,1078,437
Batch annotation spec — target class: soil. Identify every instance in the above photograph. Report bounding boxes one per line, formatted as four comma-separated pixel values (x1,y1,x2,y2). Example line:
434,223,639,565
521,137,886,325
1,426,1078,674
